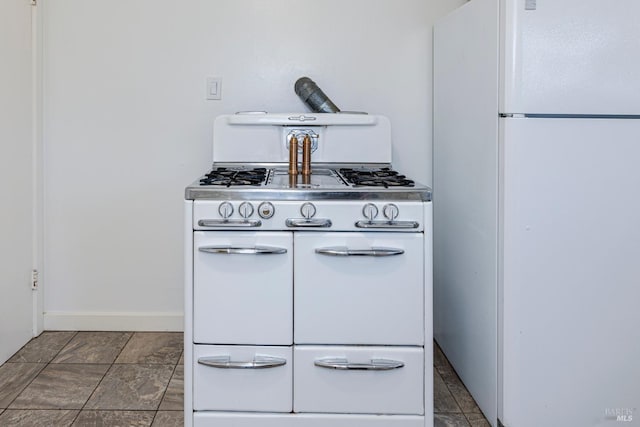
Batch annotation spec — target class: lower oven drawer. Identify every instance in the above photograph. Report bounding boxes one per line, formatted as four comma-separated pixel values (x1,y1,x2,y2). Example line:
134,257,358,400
293,346,424,415
194,345,292,412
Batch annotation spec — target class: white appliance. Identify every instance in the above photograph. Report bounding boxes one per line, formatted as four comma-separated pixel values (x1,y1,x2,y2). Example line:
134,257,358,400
433,1,640,426
184,113,433,427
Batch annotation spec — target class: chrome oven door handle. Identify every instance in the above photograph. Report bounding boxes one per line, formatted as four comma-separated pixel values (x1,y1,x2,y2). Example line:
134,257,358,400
198,246,287,255
315,246,404,257
285,218,332,228
355,220,419,229
314,358,404,371
198,219,262,228
198,355,287,369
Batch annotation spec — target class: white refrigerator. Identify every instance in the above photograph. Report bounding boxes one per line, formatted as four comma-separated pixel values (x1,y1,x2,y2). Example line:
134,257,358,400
433,1,640,426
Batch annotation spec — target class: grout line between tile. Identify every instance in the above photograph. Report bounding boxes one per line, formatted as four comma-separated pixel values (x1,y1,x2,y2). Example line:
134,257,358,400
111,331,135,365
2,331,78,416
69,331,134,425
2,363,45,410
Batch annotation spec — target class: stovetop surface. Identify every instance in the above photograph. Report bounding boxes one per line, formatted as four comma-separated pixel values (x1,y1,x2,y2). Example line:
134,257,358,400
186,164,432,201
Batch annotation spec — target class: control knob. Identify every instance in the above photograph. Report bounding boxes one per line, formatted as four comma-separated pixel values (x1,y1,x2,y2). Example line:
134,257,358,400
238,202,254,218
383,203,399,221
300,202,316,219
258,202,275,219
218,202,234,219
362,203,378,221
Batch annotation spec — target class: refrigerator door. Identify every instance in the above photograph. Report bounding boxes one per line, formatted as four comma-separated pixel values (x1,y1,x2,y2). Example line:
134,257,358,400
501,117,640,427
502,0,640,115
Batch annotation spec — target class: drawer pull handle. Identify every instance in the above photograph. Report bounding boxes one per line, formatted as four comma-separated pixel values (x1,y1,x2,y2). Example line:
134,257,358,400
314,357,404,371
198,219,262,228
198,355,287,369
315,246,404,257
355,220,419,229
198,246,287,255
285,218,332,228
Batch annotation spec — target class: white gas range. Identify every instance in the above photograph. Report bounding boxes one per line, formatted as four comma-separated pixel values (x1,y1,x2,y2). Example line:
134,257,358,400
184,112,433,427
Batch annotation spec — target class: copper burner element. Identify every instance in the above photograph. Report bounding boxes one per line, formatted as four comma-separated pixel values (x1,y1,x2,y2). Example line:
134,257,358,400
301,134,312,176
288,136,299,175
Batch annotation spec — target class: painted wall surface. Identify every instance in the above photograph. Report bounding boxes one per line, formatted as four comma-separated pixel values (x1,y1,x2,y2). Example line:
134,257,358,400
42,0,466,330
1,0,35,361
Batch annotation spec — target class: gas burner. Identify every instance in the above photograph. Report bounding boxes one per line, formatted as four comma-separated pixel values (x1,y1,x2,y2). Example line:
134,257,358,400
339,168,415,188
200,167,268,187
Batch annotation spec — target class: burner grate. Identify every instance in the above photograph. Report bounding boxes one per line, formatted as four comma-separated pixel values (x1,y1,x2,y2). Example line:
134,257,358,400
200,167,268,187
339,167,415,188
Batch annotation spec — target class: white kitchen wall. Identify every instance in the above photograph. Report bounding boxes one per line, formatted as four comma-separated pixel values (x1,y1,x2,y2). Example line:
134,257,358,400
42,0,466,330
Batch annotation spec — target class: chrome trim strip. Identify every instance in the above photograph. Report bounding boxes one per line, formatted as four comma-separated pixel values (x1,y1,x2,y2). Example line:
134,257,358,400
197,219,262,228
285,218,332,228
355,220,420,229
187,188,431,202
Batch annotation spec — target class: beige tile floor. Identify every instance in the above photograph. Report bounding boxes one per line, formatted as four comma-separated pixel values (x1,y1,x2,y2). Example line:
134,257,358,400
0,331,183,426
433,344,491,427
0,332,488,427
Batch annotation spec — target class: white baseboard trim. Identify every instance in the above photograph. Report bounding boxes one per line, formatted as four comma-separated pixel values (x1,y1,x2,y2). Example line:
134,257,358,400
43,311,184,332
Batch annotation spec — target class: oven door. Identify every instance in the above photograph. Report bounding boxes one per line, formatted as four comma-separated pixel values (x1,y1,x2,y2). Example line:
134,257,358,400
294,232,424,345
193,231,293,345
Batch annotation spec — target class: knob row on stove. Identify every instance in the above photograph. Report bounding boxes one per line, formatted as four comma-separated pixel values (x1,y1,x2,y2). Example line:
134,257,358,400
217,201,401,221
218,201,275,219
362,203,400,221
219,201,314,220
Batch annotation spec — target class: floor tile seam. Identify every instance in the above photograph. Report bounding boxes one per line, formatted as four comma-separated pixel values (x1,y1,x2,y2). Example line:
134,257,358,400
68,406,83,426
79,363,175,412
111,331,136,364
177,350,184,368
150,409,160,426
4,361,46,364
111,363,178,367
463,409,490,422
111,361,181,365
47,331,80,365
76,359,116,415
75,409,160,412
7,362,109,411
2,330,78,364
434,367,463,413
2,361,48,410
156,360,180,412
434,413,473,426
153,362,179,413
438,363,475,413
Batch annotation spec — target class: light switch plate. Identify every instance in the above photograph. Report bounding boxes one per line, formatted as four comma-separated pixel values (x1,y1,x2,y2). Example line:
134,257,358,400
206,77,222,100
